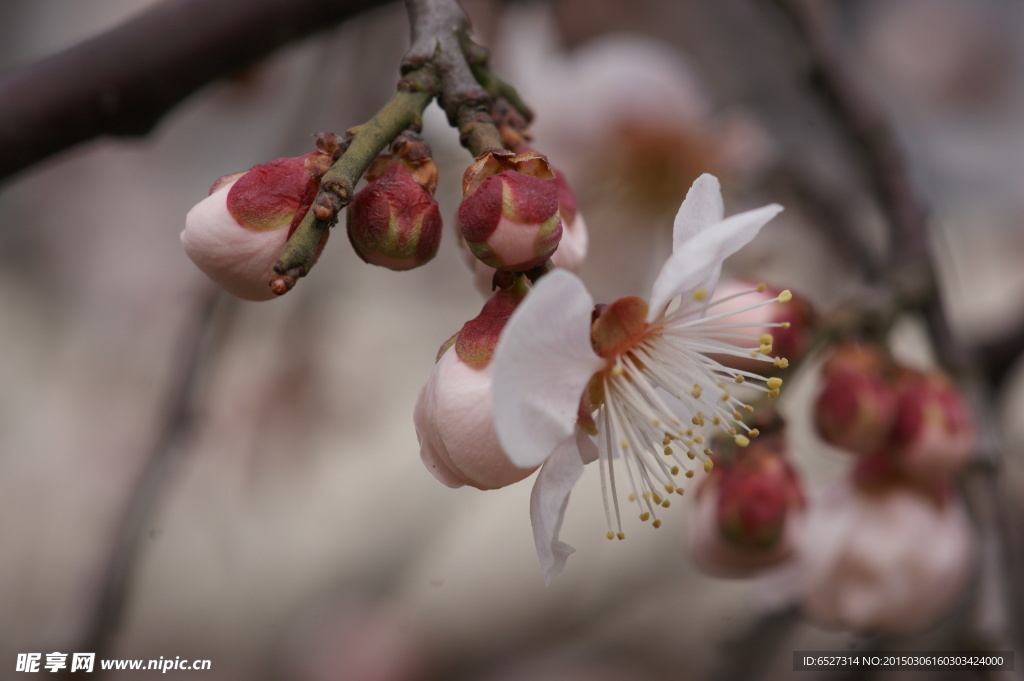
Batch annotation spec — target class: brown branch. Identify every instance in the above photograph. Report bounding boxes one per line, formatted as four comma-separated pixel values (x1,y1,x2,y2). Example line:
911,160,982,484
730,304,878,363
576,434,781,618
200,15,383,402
766,0,1021,658
0,0,387,184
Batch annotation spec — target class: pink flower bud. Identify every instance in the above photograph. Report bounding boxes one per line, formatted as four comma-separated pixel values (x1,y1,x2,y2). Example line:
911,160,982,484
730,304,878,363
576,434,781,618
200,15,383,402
181,153,326,301
814,343,897,455
795,481,974,632
689,436,805,577
461,166,587,295
457,150,562,272
347,159,442,271
891,370,975,478
414,284,536,489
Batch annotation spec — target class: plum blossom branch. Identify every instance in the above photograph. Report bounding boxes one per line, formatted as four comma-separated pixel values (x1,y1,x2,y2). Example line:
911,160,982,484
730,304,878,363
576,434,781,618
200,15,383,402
768,0,1021,660
0,0,388,184
270,0,507,294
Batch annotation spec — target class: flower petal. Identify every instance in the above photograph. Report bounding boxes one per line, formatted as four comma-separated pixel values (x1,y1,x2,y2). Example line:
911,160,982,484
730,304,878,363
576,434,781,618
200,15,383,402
673,173,724,250
493,269,605,468
529,430,596,585
647,203,783,321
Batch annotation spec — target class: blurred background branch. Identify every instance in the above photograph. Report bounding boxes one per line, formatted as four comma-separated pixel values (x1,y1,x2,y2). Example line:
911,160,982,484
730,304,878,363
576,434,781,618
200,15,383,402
0,0,389,183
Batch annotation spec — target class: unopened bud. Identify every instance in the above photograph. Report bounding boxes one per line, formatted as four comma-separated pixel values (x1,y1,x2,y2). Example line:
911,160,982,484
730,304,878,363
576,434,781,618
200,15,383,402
347,160,442,271
689,437,804,577
891,370,975,478
458,150,562,272
181,152,329,301
814,343,896,455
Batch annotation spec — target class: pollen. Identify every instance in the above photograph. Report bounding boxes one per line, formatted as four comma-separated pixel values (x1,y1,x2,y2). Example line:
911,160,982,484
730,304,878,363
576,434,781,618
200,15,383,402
774,357,789,368
766,377,783,389
734,434,751,447
778,290,793,303
704,458,714,472
759,333,774,345
749,428,760,437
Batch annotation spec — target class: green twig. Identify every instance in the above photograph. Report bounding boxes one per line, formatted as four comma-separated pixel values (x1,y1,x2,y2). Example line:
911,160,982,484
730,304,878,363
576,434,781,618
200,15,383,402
270,67,436,294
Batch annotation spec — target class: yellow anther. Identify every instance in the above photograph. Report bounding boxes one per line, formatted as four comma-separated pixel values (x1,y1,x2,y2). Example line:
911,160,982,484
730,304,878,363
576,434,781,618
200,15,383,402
652,519,662,528
759,333,774,345
642,492,652,501
717,382,726,390
720,392,731,402
691,384,703,398
780,322,791,329
664,446,673,456
620,439,630,450
760,344,773,354
703,448,714,456
606,531,615,540
665,484,676,493
693,288,708,301
617,532,625,540
628,493,637,502
712,416,721,426
651,418,660,426
756,282,767,293
611,366,625,377
661,500,671,508
704,458,715,472
692,415,705,426
768,389,780,399
662,435,672,446
778,290,793,303
671,465,680,475
687,450,696,460
734,375,745,384
727,427,736,436
732,411,742,420
685,470,695,478
676,488,685,496
640,512,651,522
774,357,789,368
749,428,760,438
685,428,694,437
767,377,783,389
744,405,754,413
734,434,751,447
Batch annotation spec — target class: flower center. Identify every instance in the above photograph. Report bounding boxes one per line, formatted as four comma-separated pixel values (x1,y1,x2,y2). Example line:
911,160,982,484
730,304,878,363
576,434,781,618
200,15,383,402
585,285,793,541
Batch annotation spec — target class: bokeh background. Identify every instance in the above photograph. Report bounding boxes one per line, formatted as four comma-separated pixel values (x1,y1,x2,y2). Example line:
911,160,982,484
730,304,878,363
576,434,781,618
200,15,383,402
2,0,1024,679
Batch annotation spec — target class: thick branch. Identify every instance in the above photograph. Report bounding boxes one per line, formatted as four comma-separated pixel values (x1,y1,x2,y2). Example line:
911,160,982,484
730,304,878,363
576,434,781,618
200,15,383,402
404,0,504,155
0,0,386,183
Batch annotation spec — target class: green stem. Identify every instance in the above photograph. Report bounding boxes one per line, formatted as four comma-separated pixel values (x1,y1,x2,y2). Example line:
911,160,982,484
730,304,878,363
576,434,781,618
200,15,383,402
270,68,436,292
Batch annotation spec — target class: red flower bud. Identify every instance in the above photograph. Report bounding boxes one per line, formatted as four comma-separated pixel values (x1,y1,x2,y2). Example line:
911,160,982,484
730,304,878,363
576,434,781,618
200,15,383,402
457,150,562,271
814,343,897,455
347,160,442,271
181,153,328,301
891,370,975,478
690,435,805,577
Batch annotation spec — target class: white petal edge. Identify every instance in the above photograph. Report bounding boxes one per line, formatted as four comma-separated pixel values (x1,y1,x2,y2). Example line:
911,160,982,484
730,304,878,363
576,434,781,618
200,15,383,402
529,430,596,585
647,203,783,322
673,173,724,250
492,269,605,468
